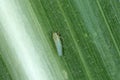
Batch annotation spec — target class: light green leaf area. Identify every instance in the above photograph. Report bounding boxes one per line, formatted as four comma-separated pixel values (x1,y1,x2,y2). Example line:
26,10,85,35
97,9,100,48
0,0,120,80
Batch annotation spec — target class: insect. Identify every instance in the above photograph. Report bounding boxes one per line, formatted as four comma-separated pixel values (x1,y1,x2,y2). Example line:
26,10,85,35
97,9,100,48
53,32,63,56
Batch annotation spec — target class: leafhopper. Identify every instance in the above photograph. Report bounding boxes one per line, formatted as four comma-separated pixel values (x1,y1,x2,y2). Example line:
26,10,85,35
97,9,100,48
53,32,62,56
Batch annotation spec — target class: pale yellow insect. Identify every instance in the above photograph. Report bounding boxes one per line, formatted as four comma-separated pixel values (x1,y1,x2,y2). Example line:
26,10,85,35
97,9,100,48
53,33,62,56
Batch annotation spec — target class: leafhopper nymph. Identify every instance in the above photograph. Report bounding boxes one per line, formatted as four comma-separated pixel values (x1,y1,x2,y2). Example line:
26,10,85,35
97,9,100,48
53,33,63,56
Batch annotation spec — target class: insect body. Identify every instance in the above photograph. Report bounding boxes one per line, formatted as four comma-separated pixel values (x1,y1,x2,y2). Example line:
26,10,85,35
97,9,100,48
53,33,62,56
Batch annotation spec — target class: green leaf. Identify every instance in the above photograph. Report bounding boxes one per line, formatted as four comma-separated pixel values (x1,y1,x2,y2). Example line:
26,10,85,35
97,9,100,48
0,0,120,80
